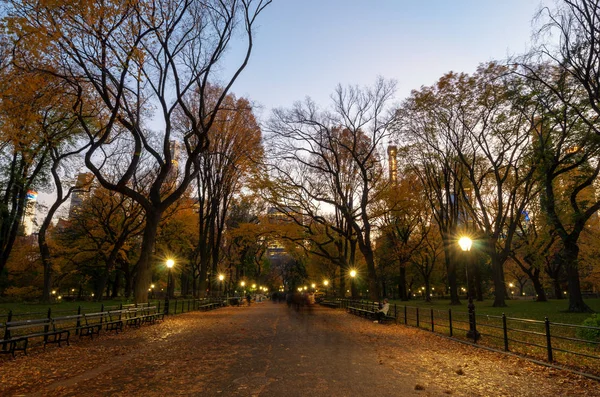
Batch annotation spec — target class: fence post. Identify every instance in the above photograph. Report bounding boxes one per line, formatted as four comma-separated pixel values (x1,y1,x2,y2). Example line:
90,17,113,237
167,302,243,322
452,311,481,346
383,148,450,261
467,298,480,342
449,309,453,337
404,306,407,325
76,306,82,335
429,308,433,332
502,313,509,351
545,317,553,362
416,307,420,328
188,300,190,312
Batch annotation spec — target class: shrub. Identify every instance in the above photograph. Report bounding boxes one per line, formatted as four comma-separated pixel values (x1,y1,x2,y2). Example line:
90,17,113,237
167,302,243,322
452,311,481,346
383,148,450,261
3,286,41,301
577,314,600,343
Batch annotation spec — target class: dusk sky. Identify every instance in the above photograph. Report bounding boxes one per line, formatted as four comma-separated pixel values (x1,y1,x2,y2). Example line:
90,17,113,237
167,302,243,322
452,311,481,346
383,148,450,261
39,1,550,214
222,0,548,118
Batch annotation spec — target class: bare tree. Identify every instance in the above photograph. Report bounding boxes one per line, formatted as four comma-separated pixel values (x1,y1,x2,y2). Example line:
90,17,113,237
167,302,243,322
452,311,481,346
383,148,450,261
266,78,397,300
399,64,540,307
7,0,271,302
192,94,262,296
531,0,600,133
521,65,600,312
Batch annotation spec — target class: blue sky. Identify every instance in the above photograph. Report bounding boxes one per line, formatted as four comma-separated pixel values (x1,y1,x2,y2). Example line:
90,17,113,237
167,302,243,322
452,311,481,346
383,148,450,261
38,1,548,218
222,0,547,117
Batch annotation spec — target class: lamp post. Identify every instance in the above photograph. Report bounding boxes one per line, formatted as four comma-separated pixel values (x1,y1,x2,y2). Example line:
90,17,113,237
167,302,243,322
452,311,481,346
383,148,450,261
218,274,225,295
323,280,329,297
165,259,175,315
458,237,479,341
350,269,357,300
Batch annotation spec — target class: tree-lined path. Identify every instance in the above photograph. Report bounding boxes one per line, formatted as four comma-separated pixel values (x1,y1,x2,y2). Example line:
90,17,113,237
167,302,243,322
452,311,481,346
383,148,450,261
1,304,597,396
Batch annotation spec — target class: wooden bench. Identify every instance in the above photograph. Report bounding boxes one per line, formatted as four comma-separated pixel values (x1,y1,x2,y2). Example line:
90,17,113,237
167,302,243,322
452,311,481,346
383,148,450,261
0,322,21,358
3,318,70,356
380,314,397,324
348,306,376,320
77,312,106,338
139,306,163,324
198,302,218,311
104,311,125,333
123,308,144,328
51,314,101,340
320,301,340,308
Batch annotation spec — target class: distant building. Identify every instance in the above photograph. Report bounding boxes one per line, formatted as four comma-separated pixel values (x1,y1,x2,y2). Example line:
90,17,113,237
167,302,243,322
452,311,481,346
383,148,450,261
387,145,398,184
21,190,37,236
68,172,95,218
170,140,180,166
266,206,301,258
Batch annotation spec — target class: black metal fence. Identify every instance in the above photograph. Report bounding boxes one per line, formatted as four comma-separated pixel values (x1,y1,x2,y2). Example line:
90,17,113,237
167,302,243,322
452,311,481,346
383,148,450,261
1,297,229,353
338,299,600,376
0,297,228,323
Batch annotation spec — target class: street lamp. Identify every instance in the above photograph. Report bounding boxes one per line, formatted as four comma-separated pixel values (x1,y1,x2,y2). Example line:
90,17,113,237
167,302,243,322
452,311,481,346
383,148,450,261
218,274,225,295
458,236,472,298
323,280,329,297
349,269,357,300
459,237,479,341
165,259,175,315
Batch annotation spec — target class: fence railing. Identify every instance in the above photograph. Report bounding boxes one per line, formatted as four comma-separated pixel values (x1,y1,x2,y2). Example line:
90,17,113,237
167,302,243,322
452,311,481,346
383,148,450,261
0,297,229,323
338,299,600,376
1,296,230,354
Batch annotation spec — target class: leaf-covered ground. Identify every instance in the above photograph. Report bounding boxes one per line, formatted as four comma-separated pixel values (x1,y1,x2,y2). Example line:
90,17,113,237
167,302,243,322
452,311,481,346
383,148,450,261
0,303,598,396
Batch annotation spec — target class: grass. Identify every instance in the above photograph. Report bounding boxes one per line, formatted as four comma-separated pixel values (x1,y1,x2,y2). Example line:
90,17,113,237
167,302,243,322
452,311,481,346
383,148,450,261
384,298,600,374
388,297,600,325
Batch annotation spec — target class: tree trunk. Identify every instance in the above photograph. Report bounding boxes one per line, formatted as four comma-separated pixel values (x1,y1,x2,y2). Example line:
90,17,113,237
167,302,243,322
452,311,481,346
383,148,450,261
474,261,483,301
444,240,460,305
491,254,507,307
133,210,162,304
398,265,408,301
338,266,346,298
39,232,52,303
95,266,111,302
197,241,210,298
553,278,563,299
361,248,380,300
562,241,592,313
111,271,121,298
123,266,132,298
528,268,547,302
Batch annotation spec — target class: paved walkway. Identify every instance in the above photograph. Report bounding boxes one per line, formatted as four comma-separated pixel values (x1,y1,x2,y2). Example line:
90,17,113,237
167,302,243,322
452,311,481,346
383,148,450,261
1,303,598,396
